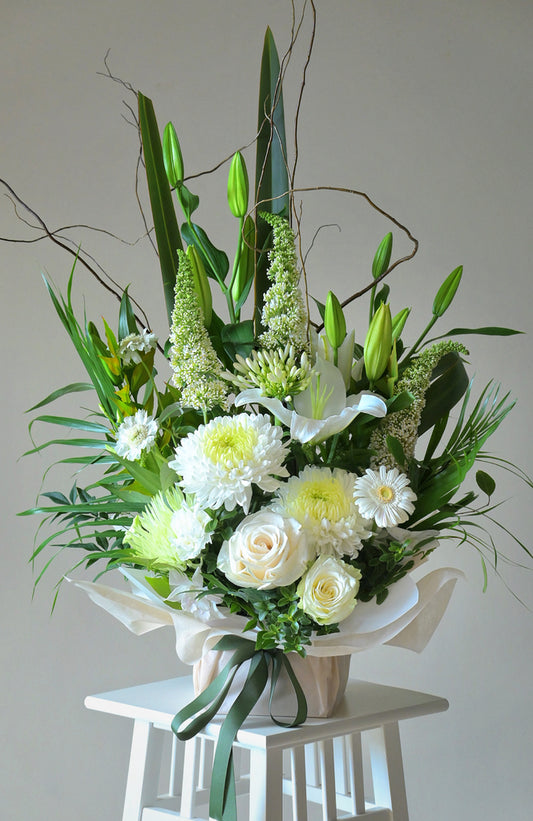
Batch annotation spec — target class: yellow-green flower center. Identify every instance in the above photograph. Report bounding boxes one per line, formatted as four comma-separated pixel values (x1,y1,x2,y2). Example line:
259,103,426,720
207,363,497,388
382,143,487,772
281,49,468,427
130,424,149,446
377,485,395,502
203,423,259,465
287,478,351,523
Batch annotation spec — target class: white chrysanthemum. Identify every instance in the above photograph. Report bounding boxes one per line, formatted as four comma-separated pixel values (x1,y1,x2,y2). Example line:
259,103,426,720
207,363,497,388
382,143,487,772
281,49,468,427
169,413,290,513
353,466,417,528
118,328,158,365
273,466,371,558
115,410,159,461
124,486,197,570
169,504,212,563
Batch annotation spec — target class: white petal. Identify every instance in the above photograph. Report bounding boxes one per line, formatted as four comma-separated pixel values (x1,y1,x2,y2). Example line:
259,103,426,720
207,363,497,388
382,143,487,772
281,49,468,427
345,391,387,418
234,389,294,426
293,357,346,418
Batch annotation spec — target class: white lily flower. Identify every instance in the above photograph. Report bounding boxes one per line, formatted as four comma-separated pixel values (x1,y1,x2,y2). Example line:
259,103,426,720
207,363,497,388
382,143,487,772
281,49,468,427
311,327,356,390
235,357,387,444
167,568,222,621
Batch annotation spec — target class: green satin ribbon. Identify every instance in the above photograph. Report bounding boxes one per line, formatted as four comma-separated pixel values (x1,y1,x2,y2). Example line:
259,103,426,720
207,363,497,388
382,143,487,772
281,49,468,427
171,636,308,821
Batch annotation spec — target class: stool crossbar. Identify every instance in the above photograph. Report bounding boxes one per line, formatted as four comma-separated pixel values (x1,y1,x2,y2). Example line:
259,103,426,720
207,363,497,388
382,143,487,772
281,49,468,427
85,676,448,821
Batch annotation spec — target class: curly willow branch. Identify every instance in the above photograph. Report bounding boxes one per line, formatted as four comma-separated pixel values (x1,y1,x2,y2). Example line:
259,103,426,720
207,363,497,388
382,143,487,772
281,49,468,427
248,182,418,328
0,178,158,343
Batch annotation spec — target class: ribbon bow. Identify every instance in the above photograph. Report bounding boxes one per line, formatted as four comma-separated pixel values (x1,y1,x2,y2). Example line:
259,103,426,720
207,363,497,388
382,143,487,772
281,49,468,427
171,635,308,821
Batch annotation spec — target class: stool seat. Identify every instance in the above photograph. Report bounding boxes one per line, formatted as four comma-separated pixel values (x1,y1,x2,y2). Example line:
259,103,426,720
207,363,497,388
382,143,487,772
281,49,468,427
85,676,448,821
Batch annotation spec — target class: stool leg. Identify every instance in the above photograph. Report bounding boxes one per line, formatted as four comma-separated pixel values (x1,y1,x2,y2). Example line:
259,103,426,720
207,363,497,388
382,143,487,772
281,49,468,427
367,722,409,821
122,719,164,821
290,745,308,821
345,732,366,816
248,747,283,821
317,739,337,821
180,737,201,818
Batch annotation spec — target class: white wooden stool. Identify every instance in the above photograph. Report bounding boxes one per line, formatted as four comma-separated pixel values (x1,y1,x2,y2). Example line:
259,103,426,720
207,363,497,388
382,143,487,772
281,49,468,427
85,676,448,821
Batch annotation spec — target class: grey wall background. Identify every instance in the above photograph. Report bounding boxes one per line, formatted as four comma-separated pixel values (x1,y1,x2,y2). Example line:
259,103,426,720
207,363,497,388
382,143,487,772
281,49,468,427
1,1,532,819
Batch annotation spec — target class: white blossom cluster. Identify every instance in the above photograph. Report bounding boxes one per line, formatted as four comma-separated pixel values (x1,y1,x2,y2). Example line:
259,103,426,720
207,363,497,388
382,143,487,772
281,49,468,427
169,250,227,411
259,213,309,353
230,344,311,400
118,328,158,365
370,341,469,468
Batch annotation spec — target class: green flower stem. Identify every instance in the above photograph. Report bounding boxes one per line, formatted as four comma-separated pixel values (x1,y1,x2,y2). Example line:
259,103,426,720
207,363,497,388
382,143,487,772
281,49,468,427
327,432,340,464
408,315,438,358
368,283,377,325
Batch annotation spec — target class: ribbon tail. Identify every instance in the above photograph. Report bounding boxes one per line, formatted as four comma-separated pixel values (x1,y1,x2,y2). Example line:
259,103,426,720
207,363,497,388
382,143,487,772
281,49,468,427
209,652,269,821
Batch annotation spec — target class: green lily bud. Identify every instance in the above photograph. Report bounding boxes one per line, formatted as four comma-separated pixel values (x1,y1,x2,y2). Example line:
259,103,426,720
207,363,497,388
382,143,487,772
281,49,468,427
376,340,398,399
163,122,184,187
372,232,393,280
232,216,255,306
364,302,392,384
187,245,212,327
227,151,249,218
324,291,347,350
391,307,410,341
433,265,463,318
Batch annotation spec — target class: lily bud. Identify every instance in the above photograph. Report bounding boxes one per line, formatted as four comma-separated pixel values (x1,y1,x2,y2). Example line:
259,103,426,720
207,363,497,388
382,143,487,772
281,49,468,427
187,245,212,327
324,291,347,350
391,307,410,341
364,302,392,384
163,122,184,187
227,151,249,218
372,232,393,280
433,265,462,318
232,216,255,306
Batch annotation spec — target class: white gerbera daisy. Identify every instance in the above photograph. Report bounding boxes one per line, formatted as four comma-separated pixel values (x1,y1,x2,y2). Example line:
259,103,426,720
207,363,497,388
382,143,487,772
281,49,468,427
353,466,417,528
115,410,159,461
169,413,289,513
273,466,371,558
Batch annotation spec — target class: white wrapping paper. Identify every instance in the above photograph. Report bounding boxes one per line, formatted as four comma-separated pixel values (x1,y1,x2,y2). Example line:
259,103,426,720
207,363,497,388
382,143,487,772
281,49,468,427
72,565,463,664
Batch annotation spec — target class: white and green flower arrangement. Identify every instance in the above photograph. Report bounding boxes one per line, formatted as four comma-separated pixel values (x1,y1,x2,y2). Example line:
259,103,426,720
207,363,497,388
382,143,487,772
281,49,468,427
13,11,531,818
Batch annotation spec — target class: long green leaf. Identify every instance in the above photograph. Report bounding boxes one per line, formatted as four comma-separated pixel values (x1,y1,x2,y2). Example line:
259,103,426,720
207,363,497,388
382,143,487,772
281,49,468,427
255,27,289,327
426,326,523,344
118,289,138,340
23,437,109,456
181,222,229,282
42,272,118,419
22,500,145,516
26,382,94,413
138,91,183,324
29,415,110,435
418,352,469,435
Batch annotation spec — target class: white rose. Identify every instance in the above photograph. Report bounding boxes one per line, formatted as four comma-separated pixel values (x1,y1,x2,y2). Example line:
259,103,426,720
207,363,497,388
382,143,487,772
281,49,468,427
217,510,313,590
297,555,362,625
